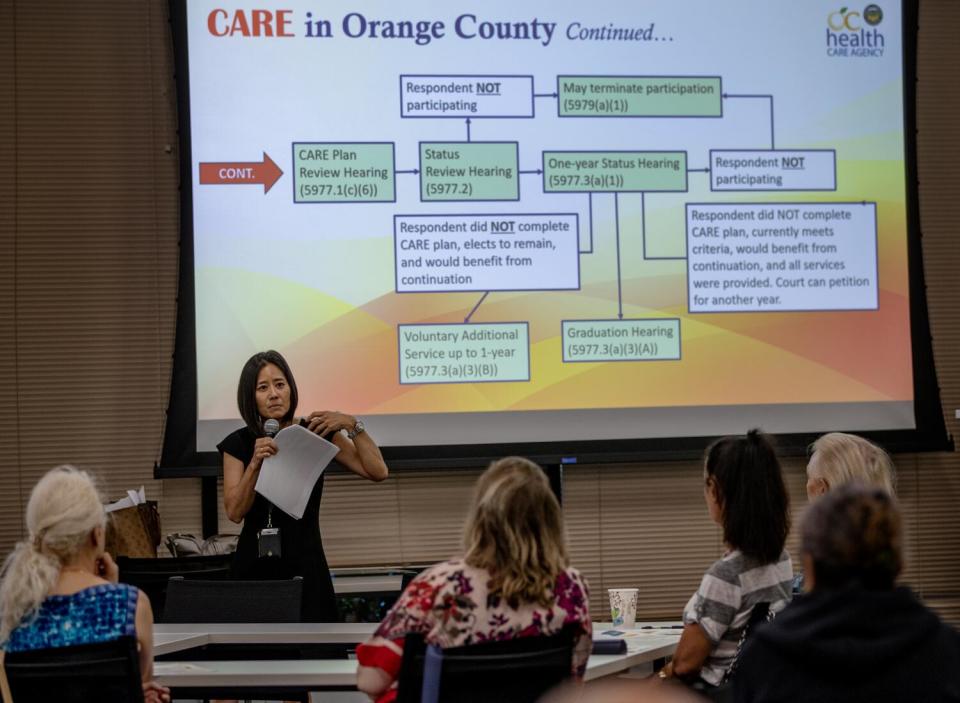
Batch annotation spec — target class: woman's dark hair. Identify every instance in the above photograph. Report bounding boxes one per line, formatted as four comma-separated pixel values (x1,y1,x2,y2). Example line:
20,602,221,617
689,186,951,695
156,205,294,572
704,429,790,564
237,350,299,436
802,482,902,590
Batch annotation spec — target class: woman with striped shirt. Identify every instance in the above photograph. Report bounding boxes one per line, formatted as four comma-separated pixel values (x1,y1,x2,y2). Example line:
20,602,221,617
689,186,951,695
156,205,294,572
659,430,793,690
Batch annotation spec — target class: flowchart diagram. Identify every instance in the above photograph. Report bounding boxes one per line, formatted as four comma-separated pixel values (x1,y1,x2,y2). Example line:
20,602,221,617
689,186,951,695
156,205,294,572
200,73,879,387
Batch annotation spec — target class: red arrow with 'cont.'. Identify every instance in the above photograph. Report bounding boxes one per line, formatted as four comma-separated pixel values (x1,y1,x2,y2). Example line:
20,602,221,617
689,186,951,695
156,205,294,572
199,152,283,193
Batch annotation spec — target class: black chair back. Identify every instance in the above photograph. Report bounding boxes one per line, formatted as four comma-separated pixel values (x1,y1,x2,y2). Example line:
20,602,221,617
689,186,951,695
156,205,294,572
396,626,576,703
399,569,422,591
160,577,309,702
0,635,142,703
117,554,232,622
162,576,303,623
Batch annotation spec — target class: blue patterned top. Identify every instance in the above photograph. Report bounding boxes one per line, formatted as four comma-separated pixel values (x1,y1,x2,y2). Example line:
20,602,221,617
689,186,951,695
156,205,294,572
3,583,139,653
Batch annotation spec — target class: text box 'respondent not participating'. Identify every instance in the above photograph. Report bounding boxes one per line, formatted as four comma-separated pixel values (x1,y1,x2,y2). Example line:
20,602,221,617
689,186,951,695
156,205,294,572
401,75,534,118
710,150,837,191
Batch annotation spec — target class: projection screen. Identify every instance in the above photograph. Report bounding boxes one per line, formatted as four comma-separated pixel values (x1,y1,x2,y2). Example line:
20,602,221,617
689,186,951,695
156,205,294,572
160,0,948,470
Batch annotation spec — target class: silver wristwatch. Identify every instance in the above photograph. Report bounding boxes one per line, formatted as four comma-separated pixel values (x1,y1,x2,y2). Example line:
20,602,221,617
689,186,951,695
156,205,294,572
347,419,366,439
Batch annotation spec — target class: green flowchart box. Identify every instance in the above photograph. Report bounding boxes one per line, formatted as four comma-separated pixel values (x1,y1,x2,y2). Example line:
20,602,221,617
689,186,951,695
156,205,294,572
562,319,681,362
558,76,722,117
398,323,529,384
543,151,687,192
420,142,519,201
294,142,395,202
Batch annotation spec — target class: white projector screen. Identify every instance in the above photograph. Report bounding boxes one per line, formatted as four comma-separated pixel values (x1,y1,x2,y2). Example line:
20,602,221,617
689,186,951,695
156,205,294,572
169,0,942,463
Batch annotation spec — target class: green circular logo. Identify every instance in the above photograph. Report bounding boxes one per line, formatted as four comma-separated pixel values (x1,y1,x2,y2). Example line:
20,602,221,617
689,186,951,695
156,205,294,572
864,4,883,26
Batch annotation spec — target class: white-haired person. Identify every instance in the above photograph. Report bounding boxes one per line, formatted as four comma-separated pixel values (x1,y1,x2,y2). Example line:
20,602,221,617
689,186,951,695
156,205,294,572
806,432,896,499
796,432,897,594
0,466,169,703
356,456,592,703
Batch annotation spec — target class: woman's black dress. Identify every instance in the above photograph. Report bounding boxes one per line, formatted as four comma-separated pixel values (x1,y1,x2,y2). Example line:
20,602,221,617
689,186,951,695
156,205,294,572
217,426,339,622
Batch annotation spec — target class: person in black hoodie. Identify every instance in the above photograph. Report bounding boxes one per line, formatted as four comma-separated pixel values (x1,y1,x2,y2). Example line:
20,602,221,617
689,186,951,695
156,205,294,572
734,483,960,703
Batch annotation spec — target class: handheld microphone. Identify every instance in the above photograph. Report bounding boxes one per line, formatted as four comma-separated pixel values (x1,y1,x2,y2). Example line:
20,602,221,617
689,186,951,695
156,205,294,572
264,418,280,438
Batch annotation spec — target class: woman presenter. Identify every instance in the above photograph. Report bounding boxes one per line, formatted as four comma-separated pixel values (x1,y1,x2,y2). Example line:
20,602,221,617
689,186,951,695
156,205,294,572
218,350,388,621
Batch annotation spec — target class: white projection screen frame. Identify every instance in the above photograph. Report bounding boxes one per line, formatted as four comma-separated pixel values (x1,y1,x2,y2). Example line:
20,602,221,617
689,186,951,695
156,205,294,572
160,0,949,472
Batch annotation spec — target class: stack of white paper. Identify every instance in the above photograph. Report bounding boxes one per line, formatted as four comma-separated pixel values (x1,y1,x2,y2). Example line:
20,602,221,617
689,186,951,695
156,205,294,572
255,424,340,519
105,486,147,513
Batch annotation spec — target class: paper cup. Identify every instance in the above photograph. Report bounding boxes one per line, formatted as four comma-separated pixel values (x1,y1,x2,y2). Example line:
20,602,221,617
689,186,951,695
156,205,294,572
608,588,639,628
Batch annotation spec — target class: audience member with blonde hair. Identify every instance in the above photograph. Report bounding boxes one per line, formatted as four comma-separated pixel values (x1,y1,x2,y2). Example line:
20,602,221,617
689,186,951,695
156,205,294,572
735,483,960,702
356,456,592,703
0,466,169,703
806,432,896,499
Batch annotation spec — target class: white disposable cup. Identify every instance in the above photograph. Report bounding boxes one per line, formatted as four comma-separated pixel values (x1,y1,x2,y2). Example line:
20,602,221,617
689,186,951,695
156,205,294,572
608,588,639,628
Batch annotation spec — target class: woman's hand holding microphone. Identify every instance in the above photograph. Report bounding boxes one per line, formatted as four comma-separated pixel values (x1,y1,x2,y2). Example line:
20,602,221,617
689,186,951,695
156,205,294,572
250,436,279,470
250,418,282,471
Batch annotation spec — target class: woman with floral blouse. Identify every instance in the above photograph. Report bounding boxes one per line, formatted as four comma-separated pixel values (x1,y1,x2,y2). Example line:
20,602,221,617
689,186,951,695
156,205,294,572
356,456,592,703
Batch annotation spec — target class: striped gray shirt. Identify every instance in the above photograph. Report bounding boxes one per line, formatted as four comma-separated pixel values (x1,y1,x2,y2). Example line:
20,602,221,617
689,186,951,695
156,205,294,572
683,549,793,686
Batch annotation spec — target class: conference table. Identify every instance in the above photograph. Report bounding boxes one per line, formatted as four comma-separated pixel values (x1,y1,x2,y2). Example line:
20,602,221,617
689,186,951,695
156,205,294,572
154,622,382,652
153,621,681,692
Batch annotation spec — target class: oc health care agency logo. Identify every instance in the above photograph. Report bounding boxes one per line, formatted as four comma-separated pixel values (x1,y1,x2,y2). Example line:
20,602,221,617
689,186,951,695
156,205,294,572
826,4,885,58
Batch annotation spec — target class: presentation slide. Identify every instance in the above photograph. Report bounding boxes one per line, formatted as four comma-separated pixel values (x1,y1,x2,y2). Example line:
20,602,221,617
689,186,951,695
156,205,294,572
185,1,914,452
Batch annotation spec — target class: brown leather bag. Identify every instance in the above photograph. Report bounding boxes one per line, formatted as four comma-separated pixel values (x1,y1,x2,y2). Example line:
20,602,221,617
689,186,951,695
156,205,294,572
105,501,161,558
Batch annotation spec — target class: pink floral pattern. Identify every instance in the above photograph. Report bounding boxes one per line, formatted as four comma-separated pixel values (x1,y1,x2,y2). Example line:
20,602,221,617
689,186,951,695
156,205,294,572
357,559,592,703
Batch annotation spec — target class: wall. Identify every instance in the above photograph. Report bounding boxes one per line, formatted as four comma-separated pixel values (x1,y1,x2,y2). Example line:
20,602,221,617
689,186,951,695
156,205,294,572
1,0,957,625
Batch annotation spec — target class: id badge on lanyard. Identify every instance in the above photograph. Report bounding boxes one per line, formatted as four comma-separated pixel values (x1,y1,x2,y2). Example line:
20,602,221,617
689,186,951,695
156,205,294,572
257,505,281,558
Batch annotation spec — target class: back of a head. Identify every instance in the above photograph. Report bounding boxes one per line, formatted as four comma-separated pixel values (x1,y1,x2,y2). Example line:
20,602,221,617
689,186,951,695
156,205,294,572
809,432,896,495
463,456,568,608
705,429,790,564
802,482,902,591
0,466,106,642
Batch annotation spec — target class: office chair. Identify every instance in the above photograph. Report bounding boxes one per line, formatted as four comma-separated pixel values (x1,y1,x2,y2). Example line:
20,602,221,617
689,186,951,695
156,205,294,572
0,635,142,703
161,576,307,702
163,575,303,623
117,554,232,622
396,625,577,703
